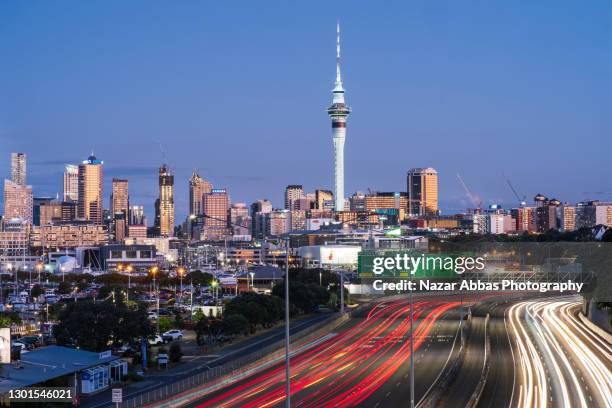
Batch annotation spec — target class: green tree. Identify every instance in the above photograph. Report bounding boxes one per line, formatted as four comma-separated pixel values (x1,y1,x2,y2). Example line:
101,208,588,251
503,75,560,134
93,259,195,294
169,342,182,363
222,314,248,337
31,284,43,299
158,316,173,333
58,281,72,295
53,300,152,352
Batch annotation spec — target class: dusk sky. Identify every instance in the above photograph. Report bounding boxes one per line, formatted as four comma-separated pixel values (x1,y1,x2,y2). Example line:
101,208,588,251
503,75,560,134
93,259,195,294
1,1,612,221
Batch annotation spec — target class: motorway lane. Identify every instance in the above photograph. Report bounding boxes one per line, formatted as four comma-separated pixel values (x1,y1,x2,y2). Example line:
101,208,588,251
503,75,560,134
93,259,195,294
367,307,462,408
477,303,516,408
438,305,487,408
178,296,464,408
508,296,612,408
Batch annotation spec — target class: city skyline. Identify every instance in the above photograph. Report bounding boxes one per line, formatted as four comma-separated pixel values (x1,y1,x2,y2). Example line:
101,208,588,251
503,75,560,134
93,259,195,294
2,2,612,221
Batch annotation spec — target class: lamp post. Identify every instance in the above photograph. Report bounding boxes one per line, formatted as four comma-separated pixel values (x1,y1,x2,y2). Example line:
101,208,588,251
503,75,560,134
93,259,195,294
319,271,322,287
284,237,291,408
211,279,218,303
249,272,255,292
150,266,159,333
126,265,133,303
177,266,186,309
36,262,43,286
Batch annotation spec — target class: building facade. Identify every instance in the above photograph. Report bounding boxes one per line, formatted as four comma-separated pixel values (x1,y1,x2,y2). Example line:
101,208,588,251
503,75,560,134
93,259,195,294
407,167,438,216
3,179,33,224
158,164,174,237
189,172,212,216
77,155,104,224
11,153,26,186
63,164,79,202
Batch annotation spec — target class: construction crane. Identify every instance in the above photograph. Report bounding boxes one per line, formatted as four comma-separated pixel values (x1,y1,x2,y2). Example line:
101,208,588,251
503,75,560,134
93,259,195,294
505,176,526,206
456,173,482,212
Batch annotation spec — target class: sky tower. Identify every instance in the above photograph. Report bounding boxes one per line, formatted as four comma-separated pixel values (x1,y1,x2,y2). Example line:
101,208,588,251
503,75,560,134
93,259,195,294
327,22,351,212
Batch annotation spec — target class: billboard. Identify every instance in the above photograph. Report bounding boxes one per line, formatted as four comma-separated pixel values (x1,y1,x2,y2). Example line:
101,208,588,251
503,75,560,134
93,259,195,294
0,327,11,363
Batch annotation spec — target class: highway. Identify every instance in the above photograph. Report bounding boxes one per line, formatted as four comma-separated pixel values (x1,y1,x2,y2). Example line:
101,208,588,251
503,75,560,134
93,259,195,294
172,296,467,408
508,296,612,408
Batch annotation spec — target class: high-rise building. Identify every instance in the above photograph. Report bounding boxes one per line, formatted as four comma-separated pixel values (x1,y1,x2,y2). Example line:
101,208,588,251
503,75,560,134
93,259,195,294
3,179,33,223
250,199,273,239
315,189,334,210
189,172,212,217
558,205,576,231
407,168,439,216
129,205,146,226
33,197,54,226
327,23,351,212
158,164,175,237
111,179,129,216
11,153,26,186
63,164,79,202
77,154,104,224
285,185,304,210
267,209,291,236
202,188,229,240
39,199,62,225
229,203,251,237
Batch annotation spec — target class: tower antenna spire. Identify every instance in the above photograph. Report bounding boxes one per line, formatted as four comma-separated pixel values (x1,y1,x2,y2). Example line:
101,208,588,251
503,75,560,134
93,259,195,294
336,21,342,86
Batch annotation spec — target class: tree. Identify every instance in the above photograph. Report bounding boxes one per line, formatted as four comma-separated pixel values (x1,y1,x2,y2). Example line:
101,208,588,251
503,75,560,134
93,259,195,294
58,281,72,295
53,300,152,352
169,342,183,363
0,312,21,327
31,284,43,299
157,317,173,334
222,314,248,337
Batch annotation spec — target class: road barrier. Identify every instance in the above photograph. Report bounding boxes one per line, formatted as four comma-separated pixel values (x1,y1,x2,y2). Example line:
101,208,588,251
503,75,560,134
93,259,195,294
465,313,490,408
417,313,471,408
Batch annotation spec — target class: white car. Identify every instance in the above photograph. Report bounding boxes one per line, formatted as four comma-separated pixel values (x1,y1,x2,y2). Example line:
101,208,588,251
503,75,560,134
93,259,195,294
162,330,183,341
11,341,26,351
147,311,158,320
148,335,165,346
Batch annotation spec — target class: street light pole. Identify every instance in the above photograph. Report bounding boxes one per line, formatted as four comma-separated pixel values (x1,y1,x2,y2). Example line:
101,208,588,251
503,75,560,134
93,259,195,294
284,237,291,408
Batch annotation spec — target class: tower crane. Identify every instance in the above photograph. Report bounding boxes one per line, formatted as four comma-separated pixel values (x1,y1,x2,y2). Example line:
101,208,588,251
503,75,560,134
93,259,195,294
456,173,482,212
505,176,527,206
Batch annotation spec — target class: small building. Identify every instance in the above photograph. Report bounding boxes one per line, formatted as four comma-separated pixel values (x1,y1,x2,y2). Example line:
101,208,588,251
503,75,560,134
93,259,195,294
0,346,126,397
236,266,285,294
101,243,157,273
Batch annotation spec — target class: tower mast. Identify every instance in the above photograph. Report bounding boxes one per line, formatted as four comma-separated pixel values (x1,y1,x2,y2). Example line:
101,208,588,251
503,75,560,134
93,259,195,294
327,21,351,211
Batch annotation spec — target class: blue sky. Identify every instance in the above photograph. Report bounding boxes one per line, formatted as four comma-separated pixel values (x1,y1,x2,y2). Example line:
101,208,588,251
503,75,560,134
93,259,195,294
1,1,612,221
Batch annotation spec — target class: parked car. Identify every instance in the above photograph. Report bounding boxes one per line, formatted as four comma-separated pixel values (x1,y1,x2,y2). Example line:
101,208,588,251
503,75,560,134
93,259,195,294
162,330,183,342
19,336,41,350
11,341,26,351
147,311,158,320
148,334,165,346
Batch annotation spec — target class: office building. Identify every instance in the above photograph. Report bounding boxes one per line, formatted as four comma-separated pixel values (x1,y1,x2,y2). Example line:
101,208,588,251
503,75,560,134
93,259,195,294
77,154,104,224
129,205,145,226
284,185,304,210
201,188,229,240
229,203,251,237
189,172,212,216
63,164,79,202
3,179,33,224
10,153,26,186
315,190,334,210
407,167,439,216
158,164,174,238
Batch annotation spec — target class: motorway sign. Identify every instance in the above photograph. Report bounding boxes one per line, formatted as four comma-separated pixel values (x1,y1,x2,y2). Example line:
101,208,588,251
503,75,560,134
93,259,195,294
111,388,122,403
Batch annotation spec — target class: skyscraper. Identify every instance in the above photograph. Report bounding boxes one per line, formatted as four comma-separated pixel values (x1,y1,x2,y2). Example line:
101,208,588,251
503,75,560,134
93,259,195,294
129,205,145,226
327,23,351,212
63,164,79,202
3,179,33,223
407,168,439,216
284,185,304,210
158,164,174,237
189,171,212,216
111,179,129,216
202,188,229,240
77,154,104,224
111,178,129,242
11,153,26,186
